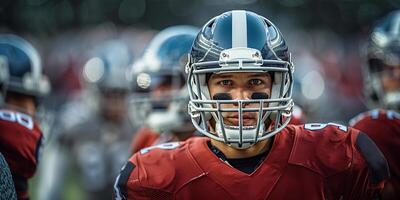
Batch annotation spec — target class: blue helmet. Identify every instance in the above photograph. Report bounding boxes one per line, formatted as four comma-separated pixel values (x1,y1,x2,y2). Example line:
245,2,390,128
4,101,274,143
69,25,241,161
83,39,133,93
0,34,50,103
365,10,400,110
131,25,198,133
186,10,294,149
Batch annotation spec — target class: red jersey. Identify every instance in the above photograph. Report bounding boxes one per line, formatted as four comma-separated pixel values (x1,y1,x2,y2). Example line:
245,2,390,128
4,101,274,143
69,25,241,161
130,127,194,154
350,109,400,199
115,124,388,200
0,109,43,200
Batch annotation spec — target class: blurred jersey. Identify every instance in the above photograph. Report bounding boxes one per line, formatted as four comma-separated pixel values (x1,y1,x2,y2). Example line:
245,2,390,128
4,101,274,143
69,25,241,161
350,109,400,199
0,109,43,200
115,124,387,200
130,127,194,154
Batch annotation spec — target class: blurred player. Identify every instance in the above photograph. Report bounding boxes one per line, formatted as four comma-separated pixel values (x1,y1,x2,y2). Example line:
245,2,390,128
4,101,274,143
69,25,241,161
0,34,51,200
115,10,388,199
350,10,400,200
129,26,198,153
39,40,136,200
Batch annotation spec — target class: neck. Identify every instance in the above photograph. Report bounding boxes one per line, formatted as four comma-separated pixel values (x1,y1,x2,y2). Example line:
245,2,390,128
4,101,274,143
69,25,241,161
5,99,36,116
210,138,272,159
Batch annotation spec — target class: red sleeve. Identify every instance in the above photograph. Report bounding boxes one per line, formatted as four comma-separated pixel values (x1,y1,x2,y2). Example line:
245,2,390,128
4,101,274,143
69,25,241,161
130,127,160,154
114,154,172,200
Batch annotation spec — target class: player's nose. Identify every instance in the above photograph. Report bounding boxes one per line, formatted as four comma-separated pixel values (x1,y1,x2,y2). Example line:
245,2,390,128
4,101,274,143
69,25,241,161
231,88,251,106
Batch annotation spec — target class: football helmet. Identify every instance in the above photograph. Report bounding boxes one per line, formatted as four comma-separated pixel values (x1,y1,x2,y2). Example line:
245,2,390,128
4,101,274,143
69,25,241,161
0,34,50,105
365,10,400,111
186,10,294,149
82,39,133,122
83,39,133,93
131,25,197,133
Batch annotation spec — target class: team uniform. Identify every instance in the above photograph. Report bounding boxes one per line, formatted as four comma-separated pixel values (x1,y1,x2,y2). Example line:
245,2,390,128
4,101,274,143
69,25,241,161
130,127,194,154
0,109,43,200
350,109,400,198
115,124,388,200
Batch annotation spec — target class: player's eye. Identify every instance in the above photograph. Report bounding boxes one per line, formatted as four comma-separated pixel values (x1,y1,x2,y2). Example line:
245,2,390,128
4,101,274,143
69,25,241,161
249,79,263,86
219,80,232,86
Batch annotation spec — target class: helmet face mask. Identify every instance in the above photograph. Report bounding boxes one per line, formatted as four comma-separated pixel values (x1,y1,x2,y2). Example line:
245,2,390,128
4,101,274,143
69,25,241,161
187,10,294,149
365,11,400,111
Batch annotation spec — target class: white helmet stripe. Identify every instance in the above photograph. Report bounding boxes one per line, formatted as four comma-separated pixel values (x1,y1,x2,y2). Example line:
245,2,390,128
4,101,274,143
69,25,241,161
232,10,247,48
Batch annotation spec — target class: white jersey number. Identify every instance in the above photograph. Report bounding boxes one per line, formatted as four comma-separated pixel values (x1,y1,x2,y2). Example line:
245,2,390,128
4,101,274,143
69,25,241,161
140,142,180,155
0,110,34,130
305,122,348,132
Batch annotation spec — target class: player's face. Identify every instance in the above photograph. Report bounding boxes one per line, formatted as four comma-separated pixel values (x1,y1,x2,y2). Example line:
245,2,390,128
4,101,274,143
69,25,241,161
101,90,128,122
150,75,184,109
380,64,400,93
150,76,174,110
208,72,272,127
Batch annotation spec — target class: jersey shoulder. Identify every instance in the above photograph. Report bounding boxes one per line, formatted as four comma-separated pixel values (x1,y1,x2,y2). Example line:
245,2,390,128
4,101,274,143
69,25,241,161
350,109,400,127
286,123,354,176
115,137,206,198
287,123,388,183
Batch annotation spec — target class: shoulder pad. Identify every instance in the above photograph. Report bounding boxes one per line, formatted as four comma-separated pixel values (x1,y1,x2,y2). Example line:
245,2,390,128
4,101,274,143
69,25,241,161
289,124,354,176
355,132,389,184
132,140,204,191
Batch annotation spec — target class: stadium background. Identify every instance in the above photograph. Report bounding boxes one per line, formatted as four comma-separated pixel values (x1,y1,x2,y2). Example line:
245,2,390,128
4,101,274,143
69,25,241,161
1,0,399,199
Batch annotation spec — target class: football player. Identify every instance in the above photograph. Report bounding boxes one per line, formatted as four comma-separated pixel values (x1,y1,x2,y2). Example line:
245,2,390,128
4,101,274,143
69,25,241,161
115,10,388,199
37,39,136,200
0,34,50,200
349,10,400,200
129,26,198,153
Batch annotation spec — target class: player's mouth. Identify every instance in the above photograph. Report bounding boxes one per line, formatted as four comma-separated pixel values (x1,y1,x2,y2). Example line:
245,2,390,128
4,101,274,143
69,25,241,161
224,113,258,126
